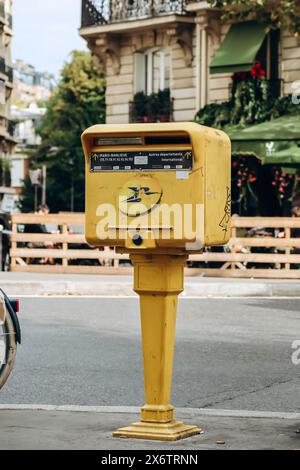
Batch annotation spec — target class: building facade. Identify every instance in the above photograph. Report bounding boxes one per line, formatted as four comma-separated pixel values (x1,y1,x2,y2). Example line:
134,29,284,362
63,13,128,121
10,103,46,199
79,0,300,124
8,61,54,206
0,0,15,212
12,59,55,106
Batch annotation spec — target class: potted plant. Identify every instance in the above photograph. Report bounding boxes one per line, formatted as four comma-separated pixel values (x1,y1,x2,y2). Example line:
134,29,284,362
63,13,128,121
131,88,172,122
157,88,171,122
132,91,147,122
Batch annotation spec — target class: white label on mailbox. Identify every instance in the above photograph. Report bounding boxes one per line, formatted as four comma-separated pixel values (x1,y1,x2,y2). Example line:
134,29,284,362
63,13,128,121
134,156,148,165
176,170,189,180
90,150,193,172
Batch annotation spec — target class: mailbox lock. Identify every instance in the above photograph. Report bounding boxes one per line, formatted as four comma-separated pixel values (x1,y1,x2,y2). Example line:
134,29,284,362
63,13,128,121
132,234,143,246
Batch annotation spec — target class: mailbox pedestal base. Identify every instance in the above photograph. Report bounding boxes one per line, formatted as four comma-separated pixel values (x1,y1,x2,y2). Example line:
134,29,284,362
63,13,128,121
113,420,200,442
113,254,201,441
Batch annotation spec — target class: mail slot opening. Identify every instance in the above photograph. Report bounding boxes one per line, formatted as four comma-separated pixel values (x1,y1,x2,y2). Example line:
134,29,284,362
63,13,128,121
92,133,191,147
144,134,190,145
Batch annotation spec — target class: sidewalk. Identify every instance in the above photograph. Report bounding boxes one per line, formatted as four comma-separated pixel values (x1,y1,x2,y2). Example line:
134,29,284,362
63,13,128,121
1,272,300,297
0,406,299,450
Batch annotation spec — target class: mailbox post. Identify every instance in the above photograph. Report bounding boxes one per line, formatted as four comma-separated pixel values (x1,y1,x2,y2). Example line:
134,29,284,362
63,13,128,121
82,123,231,441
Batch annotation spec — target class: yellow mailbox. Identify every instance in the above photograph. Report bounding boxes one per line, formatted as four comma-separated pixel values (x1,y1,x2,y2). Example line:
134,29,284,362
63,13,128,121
82,122,231,441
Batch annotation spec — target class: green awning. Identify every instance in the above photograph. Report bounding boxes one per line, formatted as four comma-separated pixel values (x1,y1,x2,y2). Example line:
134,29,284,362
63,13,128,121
210,21,267,75
228,114,300,163
229,115,300,142
263,145,300,165
231,140,289,161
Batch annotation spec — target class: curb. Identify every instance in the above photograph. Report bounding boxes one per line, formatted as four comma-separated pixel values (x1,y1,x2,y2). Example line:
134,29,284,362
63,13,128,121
0,281,135,297
0,404,299,420
1,280,300,297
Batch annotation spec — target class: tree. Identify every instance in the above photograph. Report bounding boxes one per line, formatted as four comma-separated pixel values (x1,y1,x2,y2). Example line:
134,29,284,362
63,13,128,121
207,0,300,37
19,51,106,213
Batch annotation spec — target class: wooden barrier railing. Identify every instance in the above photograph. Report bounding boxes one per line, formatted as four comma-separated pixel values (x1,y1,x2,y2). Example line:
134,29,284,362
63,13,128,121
9,214,300,278
9,213,131,274
189,216,300,278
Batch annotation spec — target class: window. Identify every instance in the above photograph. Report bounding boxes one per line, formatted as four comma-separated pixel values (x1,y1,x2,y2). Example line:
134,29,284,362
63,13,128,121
0,80,5,105
134,48,171,95
256,29,280,96
11,159,25,188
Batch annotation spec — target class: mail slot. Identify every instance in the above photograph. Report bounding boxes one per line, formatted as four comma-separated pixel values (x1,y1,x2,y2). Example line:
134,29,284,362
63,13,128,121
82,122,231,252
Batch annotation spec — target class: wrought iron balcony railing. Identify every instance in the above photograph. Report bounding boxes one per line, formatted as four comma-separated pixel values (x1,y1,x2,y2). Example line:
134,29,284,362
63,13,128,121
8,119,16,137
5,65,13,83
129,96,174,123
0,59,13,83
81,0,192,28
0,57,5,76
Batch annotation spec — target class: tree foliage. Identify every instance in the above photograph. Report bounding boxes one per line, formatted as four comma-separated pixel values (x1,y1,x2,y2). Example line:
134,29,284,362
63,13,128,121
207,0,300,36
19,51,106,213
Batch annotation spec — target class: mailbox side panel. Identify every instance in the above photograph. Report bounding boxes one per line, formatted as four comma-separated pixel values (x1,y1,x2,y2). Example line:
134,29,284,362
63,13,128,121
204,129,231,246
82,133,100,247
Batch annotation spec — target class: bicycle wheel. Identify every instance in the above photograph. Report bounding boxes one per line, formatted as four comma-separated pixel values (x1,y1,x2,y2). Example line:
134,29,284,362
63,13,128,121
0,308,17,389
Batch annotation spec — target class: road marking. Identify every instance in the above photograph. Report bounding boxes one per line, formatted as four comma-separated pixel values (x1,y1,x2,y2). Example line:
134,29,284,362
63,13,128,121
15,295,300,300
16,295,139,299
0,404,299,420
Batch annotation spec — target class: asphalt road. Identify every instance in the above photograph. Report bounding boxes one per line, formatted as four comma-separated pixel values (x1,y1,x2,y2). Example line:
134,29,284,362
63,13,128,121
0,297,299,412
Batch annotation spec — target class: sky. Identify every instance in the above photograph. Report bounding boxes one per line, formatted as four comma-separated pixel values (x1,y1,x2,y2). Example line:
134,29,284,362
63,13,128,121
12,0,87,78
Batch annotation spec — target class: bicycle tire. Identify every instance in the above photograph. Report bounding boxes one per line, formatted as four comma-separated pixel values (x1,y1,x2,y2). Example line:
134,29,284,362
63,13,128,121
0,309,17,390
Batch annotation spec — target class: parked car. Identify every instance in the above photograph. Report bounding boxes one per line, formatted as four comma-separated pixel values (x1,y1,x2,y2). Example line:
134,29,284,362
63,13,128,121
0,289,21,389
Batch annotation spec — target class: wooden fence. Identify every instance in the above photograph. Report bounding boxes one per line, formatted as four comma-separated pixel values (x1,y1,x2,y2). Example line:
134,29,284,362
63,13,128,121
9,213,300,278
9,213,131,274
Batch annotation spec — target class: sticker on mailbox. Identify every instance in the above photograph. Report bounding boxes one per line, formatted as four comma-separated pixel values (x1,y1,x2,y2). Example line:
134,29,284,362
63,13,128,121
90,150,193,172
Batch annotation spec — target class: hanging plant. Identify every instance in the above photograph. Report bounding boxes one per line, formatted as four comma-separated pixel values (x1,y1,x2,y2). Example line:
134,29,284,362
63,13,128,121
157,88,171,119
231,155,260,215
206,1,300,38
194,60,293,128
271,167,297,205
230,63,272,125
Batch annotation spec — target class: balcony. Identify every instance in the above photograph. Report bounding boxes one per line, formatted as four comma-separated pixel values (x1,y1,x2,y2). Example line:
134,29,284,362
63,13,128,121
81,0,193,28
0,59,13,84
0,57,5,76
229,77,283,103
5,65,13,84
7,119,16,137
